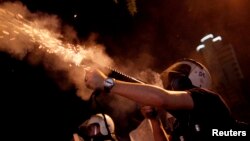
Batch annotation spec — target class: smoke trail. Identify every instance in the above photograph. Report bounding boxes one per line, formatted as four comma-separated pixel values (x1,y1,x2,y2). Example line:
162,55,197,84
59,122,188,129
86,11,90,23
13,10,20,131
0,2,166,132
0,2,173,139
0,1,114,100
114,52,163,86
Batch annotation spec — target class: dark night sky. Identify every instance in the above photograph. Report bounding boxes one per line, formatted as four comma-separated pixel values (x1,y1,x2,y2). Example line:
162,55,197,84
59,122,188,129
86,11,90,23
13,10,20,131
0,0,250,141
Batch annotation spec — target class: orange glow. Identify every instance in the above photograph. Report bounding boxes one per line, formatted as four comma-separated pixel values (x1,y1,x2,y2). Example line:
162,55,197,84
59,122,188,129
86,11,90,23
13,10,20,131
0,7,113,67
0,5,114,101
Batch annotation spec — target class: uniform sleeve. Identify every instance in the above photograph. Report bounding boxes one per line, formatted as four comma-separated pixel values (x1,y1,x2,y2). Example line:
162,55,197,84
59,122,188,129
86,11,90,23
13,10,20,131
188,88,213,113
188,88,232,126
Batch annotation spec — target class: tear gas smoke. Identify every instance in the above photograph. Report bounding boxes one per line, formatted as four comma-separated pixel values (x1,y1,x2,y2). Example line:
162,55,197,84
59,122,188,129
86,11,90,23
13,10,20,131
0,1,114,100
0,2,165,130
113,52,163,86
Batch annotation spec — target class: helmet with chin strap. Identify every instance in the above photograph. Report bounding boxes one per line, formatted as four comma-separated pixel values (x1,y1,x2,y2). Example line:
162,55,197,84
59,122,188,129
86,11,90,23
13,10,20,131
160,58,212,90
86,113,115,136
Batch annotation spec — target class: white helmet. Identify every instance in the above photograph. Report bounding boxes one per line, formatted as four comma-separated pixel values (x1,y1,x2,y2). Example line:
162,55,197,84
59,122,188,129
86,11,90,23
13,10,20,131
86,113,115,136
161,58,212,90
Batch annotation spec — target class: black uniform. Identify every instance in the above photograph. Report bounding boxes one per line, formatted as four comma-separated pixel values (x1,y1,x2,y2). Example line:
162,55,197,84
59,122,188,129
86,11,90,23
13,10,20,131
169,88,247,141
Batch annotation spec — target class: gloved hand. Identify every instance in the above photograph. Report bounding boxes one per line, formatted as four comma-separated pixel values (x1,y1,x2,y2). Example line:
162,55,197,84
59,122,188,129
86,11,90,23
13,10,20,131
140,105,158,119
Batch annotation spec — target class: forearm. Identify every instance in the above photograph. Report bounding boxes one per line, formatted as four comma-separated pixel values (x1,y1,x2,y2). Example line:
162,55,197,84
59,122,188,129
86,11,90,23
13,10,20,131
84,68,193,110
110,80,193,110
111,80,170,108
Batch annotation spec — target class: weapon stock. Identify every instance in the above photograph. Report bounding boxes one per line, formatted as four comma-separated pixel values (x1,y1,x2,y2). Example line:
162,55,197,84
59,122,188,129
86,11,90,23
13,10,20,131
81,60,145,95
91,67,145,97
107,68,145,84
81,59,145,84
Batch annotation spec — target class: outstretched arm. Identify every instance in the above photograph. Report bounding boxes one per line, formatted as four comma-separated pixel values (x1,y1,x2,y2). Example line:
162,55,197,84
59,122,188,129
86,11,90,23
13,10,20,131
84,68,194,110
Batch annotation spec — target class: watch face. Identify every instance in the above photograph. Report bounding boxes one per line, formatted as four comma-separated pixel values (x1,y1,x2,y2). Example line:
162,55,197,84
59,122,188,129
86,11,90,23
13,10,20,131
104,78,114,88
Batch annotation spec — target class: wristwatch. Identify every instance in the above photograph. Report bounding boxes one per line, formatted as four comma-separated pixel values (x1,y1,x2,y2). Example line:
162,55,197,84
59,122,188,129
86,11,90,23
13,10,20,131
103,78,115,93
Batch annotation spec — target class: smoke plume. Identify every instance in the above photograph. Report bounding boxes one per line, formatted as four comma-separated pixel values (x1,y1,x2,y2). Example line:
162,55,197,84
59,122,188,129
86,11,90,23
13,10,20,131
0,1,114,100
0,3,167,134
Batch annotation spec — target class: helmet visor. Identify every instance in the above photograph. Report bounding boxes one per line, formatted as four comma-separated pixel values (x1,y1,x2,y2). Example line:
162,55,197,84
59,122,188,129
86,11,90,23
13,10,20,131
161,71,183,90
87,123,101,137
